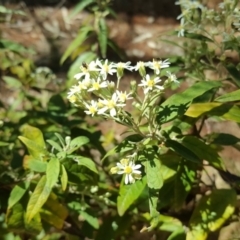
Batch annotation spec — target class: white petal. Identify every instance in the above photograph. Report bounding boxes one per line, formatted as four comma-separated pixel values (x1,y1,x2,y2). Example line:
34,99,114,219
128,174,135,183
125,174,129,184
134,164,141,169
133,170,141,175
110,108,117,117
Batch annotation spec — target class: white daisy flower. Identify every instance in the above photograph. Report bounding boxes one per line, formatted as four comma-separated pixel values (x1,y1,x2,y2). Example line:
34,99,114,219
113,158,142,184
133,61,147,77
116,90,133,103
96,59,117,80
68,94,77,104
116,61,133,71
98,93,125,117
114,61,133,79
87,78,108,92
139,74,164,94
107,81,115,89
84,100,99,116
148,59,170,74
74,61,98,80
133,61,146,71
166,71,179,83
68,85,80,96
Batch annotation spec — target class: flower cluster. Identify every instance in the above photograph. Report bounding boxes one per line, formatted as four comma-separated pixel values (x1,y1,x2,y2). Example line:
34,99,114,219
67,58,178,184
67,59,177,119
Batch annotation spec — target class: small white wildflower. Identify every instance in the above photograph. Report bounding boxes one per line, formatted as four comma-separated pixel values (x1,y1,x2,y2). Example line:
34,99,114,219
134,61,147,77
77,81,88,91
107,81,115,89
98,93,125,117
178,18,186,37
74,61,97,80
68,94,78,104
147,59,170,74
166,71,179,83
68,85,80,96
84,100,99,116
115,61,133,79
139,74,164,94
116,90,133,103
112,158,142,184
88,78,108,92
96,59,117,80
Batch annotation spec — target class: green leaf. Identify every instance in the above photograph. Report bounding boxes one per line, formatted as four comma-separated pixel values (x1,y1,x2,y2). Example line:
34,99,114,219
41,193,68,229
6,203,42,235
158,214,184,233
80,210,99,229
68,0,95,19
157,81,222,123
3,76,22,88
98,18,108,58
26,176,51,222
0,141,9,147
187,189,236,240
0,39,34,54
117,176,146,216
68,136,89,153
47,139,63,152
20,125,46,148
210,133,240,145
225,64,240,87
148,188,160,230
183,31,214,42
18,136,47,159
173,161,197,210
24,211,42,235
23,156,47,172
8,182,30,209
6,203,24,231
167,230,186,240
215,89,240,102
165,140,201,163
60,26,93,64
74,156,98,174
180,136,225,170
61,164,68,191
46,158,60,188
185,102,240,123
146,158,163,190
185,102,222,117
19,125,47,159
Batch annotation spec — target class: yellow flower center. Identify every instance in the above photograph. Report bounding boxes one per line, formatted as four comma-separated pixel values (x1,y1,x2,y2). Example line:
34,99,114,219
69,95,77,103
107,100,115,109
103,64,109,73
153,61,160,69
81,66,88,73
92,82,100,90
97,101,104,108
119,93,126,102
78,83,85,90
124,166,133,174
147,79,155,87
89,106,97,114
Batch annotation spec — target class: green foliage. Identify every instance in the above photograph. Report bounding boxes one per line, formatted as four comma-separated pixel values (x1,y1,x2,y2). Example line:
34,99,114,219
1,0,240,239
